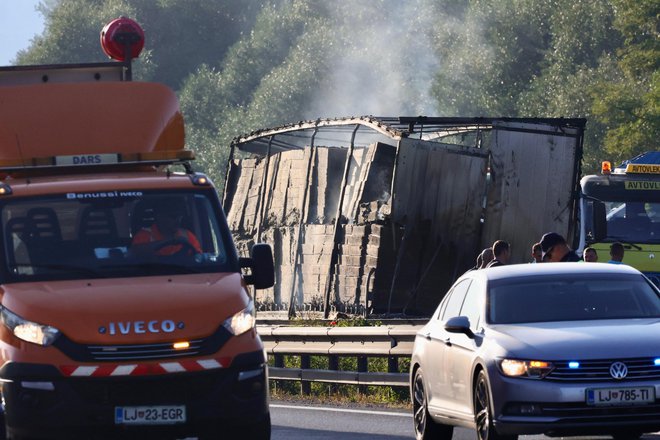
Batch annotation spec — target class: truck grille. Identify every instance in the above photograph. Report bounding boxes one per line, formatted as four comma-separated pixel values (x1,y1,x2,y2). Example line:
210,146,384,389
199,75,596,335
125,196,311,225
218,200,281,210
54,326,232,362
86,339,205,361
548,357,660,382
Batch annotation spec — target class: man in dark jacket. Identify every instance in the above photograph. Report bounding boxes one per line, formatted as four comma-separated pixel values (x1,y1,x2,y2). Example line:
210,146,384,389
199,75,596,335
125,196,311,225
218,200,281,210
540,232,581,262
486,240,510,267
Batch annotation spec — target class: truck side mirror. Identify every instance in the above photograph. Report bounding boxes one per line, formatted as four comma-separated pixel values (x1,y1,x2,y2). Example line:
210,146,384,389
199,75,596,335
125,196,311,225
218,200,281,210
592,201,607,242
240,243,275,289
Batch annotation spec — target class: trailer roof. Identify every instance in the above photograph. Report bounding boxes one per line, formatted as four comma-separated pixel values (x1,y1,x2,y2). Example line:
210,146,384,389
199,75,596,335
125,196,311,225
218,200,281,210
231,116,586,155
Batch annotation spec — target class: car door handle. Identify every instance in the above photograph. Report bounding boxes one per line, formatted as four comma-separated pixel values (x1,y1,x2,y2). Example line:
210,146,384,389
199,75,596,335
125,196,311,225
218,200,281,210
444,338,452,347
424,333,432,341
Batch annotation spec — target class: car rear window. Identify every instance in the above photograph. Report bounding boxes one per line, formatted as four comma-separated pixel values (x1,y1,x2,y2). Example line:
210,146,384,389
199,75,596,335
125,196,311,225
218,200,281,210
488,273,660,324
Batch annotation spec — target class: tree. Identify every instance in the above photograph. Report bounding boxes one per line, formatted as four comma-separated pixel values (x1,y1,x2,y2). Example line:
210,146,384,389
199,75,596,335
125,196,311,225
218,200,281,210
429,0,554,116
591,0,660,165
17,0,139,65
179,0,331,185
12,0,657,183
16,0,261,87
518,0,621,172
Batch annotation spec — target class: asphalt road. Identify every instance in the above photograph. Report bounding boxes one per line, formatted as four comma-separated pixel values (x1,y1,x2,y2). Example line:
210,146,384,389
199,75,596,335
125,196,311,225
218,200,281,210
270,401,660,440
271,402,412,439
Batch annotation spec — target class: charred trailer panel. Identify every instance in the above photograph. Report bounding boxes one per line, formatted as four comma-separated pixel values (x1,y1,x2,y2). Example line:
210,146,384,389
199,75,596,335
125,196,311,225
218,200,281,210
224,117,584,317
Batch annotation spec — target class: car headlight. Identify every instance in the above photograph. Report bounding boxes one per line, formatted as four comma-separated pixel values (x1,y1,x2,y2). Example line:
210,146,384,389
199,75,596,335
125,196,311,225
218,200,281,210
1,307,60,346
499,359,554,378
223,301,255,336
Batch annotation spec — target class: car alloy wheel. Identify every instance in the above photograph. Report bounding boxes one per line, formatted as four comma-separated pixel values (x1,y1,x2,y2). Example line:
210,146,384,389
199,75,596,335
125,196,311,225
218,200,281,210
474,370,516,440
413,368,452,440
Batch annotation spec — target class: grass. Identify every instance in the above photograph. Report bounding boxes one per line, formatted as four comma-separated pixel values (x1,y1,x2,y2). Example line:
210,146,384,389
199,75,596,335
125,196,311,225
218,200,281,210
270,380,412,410
265,316,413,408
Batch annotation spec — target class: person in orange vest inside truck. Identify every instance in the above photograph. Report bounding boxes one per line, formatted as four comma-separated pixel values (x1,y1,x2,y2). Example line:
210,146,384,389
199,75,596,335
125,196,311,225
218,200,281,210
131,199,202,256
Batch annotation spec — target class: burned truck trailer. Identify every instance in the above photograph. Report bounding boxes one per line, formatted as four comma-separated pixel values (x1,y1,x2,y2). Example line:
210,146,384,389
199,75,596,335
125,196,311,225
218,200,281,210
223,117,585,316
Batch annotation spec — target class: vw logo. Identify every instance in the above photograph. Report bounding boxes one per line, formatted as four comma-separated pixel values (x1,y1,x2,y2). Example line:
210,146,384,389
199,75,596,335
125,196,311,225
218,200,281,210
609,362,628,379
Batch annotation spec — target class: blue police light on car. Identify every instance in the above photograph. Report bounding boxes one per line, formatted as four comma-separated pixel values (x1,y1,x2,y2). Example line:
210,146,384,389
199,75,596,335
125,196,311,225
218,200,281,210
568,361,580,369
654,358,660,366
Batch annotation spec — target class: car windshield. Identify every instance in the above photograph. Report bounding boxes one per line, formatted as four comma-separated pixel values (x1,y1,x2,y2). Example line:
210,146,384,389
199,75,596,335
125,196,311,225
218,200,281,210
1,189,236,281
488,273,660,324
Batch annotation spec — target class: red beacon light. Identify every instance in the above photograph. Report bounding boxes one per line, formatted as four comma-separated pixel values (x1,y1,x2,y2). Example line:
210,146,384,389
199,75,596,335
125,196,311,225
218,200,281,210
601,161,612,175
100,17,145,62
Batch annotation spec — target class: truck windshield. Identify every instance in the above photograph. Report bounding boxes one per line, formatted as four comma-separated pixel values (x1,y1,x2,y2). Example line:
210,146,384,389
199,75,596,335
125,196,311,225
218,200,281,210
1,190,236,281
582,177,660,245
602,200,660,244
585,199,660,244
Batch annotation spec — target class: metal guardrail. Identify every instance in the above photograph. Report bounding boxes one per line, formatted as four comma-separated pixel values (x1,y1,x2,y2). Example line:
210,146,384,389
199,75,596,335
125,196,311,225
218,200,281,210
257,325,423,389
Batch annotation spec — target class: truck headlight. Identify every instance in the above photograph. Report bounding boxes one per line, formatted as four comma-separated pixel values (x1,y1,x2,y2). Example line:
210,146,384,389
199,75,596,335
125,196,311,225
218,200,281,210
499,359,554,378
1,307,60,346
223,301,255,336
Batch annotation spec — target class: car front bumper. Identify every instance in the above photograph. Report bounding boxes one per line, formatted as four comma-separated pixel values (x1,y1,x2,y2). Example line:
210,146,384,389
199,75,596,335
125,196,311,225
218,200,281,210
489,371,660,436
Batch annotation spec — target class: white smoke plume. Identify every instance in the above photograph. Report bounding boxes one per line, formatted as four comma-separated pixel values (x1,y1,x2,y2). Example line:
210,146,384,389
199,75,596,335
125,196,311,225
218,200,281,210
303,1,443,119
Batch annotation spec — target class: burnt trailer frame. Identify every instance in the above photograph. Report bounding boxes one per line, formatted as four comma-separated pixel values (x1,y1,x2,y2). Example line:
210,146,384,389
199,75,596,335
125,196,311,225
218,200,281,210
224,116,585,317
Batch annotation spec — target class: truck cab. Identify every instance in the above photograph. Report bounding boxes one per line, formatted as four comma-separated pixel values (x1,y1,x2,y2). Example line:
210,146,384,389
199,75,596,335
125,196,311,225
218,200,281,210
579,152,660,284
0,19,274,440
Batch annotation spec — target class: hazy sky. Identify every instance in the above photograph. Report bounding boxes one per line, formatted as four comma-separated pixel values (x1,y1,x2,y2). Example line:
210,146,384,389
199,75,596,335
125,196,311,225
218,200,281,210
0,0,45,65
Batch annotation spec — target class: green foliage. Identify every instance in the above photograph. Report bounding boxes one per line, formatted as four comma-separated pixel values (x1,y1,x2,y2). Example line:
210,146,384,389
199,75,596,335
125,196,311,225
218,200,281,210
591,0,660,163
179,0,331,184
18,0,136,64
430,0,553,116
12,0,658,183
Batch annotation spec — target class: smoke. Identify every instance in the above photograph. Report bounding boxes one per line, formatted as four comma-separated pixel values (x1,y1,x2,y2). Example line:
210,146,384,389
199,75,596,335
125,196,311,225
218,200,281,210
303,1,443,119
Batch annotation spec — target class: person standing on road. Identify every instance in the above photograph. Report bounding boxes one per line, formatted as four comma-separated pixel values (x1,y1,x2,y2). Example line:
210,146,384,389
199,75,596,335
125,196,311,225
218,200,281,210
540,232,582,262
608,242,625,264
583,247,599,262
478,247,494,269
530,242,543,263
487,240,510,267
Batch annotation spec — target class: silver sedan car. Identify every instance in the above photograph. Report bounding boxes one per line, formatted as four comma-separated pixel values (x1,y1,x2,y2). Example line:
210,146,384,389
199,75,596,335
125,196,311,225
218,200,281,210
410,263,660,440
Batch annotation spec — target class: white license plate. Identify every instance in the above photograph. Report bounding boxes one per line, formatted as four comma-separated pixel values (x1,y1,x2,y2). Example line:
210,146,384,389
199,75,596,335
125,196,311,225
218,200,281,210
114,405,186,425
586,386,655,406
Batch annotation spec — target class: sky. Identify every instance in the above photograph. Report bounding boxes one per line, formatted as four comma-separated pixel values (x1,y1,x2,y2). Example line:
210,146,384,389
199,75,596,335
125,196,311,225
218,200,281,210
0,0,45,65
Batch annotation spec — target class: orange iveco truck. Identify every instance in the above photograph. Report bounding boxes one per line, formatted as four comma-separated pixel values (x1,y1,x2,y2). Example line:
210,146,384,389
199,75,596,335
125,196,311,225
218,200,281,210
0,19,274,440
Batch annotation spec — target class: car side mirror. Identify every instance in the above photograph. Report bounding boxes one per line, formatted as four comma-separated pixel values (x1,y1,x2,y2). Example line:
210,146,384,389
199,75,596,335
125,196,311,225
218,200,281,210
239,243,275,289
592,201,607,242
444,316,475,338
